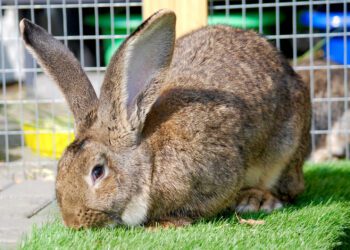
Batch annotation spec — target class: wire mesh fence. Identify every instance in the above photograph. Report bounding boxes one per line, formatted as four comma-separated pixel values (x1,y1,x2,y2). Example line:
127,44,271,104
208,1,350,162
0,0,349,170
0,0,142,170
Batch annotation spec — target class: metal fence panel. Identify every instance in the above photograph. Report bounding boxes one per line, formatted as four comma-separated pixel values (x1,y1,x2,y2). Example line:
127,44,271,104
0,0,349,171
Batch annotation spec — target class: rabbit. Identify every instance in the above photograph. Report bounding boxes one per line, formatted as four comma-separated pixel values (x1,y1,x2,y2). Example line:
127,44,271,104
20,9,311,229
298,58,350,162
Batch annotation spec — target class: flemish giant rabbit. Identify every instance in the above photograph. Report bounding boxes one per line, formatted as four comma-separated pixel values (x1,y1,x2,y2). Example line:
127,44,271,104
20,10,311,229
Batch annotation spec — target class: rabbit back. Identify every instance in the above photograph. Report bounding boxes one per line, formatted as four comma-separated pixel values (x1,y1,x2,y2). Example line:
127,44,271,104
142,26,311,218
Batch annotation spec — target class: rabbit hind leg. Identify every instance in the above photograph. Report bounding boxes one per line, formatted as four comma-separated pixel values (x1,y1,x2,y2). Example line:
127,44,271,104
234,147,305,213
273,150,306,203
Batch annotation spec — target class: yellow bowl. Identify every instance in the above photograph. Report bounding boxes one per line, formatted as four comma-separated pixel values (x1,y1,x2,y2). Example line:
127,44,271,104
23,123,75,159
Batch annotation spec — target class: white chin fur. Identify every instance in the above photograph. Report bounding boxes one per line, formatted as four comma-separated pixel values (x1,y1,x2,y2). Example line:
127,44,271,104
121,190,149,226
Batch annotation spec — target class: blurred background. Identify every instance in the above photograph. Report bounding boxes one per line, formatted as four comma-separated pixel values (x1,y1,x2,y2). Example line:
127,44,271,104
0,0,349,177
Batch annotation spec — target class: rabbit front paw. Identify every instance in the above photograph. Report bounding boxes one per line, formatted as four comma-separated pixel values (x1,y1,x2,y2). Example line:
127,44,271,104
235,188,283,213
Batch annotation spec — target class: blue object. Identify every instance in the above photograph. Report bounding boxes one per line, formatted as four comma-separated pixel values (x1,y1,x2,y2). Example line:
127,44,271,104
328,37,350,64
300,11,350,30
300,11,350,64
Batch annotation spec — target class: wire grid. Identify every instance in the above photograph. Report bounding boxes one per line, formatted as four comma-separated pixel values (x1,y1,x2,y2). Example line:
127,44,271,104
0,0,142,169
0,0,349,170
211,0,350,161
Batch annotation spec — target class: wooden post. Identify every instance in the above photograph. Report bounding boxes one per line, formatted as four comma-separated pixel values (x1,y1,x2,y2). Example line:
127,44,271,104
142,0,208,38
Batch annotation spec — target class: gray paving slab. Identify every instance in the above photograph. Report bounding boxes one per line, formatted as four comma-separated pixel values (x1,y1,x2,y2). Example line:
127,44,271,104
0,180,54,217
0,218,35,246
18,201,59,249
0,180,55,249
0,179,13,192
0,203,59,249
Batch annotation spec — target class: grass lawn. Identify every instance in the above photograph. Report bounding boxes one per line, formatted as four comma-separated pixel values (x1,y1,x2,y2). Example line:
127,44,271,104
21,162,350,250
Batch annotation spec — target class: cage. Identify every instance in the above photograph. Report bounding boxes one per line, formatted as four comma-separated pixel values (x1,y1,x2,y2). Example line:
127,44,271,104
0,0,349,178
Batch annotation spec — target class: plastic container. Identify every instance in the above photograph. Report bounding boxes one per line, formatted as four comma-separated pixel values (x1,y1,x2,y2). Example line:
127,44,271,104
86,12,283,65
23,119,74,159
300,11,350,64
208,11,283,34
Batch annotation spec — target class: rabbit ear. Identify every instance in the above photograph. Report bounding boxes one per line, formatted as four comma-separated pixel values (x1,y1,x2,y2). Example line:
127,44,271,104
98,10,176,145
20,19,98,133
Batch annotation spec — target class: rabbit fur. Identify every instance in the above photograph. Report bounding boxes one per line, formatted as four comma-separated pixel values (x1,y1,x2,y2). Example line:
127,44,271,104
20,10,311,228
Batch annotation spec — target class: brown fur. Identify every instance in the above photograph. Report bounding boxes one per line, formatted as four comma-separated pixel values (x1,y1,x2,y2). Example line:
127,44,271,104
20,19,98,133
21,10,311,229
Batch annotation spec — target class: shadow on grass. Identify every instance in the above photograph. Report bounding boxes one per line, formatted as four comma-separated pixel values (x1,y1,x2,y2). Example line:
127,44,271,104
298,164,350,249
298,164,350,205
334,228,350,250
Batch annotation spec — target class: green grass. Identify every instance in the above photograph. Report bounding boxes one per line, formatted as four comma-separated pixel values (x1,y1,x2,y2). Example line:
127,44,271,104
21,162,350,250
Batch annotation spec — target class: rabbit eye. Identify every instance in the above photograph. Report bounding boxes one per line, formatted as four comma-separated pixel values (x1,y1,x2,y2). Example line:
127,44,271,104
91,164,104,183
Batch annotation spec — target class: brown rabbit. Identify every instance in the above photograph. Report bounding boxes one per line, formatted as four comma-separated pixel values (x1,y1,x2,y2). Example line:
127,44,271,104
298,58,350,162
20,10,311,229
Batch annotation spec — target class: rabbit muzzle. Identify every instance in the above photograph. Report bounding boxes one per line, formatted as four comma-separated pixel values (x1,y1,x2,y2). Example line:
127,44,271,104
62,206,115,229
